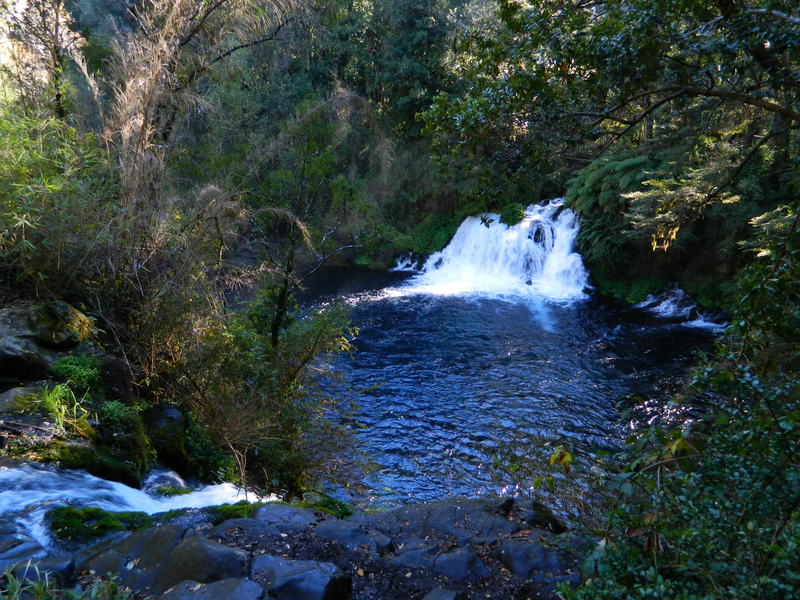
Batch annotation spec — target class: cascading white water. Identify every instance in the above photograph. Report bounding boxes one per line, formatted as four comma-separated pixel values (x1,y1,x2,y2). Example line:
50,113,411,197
0,465,275,549
404,199,588,301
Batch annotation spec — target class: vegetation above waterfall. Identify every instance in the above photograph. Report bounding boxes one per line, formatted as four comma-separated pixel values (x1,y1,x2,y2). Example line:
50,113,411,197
0,0,798,598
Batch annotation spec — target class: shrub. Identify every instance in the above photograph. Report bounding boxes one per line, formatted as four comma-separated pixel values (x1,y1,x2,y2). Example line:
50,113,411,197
499,202,526,226
50,355,102,389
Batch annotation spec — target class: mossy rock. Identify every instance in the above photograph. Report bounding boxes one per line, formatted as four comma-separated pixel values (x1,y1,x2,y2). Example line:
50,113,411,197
27,301,94,350
36,441,143,487
206,501,265,525
47,506,153,542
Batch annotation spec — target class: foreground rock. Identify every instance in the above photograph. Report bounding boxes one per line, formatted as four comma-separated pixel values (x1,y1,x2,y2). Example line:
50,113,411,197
7,497,582,600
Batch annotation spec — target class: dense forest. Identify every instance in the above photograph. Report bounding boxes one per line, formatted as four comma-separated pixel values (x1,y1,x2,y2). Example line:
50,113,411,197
0,0,798,598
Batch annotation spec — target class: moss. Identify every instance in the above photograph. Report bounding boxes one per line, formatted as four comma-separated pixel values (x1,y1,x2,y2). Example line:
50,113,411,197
97,401,152,475
301,496,354,519
47,506,152,542
155,485,192,497
34,441,143,487
206,501,265,525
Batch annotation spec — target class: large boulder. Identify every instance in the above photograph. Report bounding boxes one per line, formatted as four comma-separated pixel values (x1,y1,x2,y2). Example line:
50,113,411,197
0,302,94,386
25,302,94,350
77,525,250,596
160,578,264,600
250,555,350,600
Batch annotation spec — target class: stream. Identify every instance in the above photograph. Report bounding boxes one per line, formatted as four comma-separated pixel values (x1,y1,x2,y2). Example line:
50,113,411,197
0,199,722,539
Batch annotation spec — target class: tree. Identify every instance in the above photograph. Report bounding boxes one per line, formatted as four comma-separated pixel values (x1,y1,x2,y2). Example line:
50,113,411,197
0,0,84,117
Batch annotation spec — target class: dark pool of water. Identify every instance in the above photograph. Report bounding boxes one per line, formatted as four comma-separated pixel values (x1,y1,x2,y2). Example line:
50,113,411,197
307,268,715,505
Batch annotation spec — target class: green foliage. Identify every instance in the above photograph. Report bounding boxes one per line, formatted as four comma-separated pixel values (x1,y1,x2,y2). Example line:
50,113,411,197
0,572,135,600
51,356,102,389
567,195,800,600
96,401,151,475
303,495,354,519
410,212,462,255
46,506,152,542
499,202,526,226
0,107,116,294
8,384,93,439
182,290,359,495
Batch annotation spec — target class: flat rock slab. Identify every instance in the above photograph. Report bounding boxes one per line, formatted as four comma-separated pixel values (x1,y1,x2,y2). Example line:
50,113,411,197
250,554,351,600
433,548,490,582
253,504,318,532
160,578,264,600
350,498,520,544
208,518,281,543
314,519,391,554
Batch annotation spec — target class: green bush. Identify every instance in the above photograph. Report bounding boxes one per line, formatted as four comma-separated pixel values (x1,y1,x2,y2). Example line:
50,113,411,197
567,201,800,599
499,202,526,226
51,355,102,389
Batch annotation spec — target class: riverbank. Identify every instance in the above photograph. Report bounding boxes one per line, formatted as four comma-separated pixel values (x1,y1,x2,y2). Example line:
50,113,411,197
1,493,583,600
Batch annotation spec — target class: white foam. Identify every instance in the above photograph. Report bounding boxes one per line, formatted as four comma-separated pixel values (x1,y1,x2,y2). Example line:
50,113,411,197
397,200,588,302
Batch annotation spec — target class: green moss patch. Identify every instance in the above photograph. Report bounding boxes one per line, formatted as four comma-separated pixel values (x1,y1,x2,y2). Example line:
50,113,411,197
206,501,265,525
155,485,192,497
47,506,152,542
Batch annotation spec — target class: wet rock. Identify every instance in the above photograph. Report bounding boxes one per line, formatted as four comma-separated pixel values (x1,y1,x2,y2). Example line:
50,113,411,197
433,548,489,582
77,525,249,595
250,555,350,600
314,518,390,553
208,518,281,543
0,521,48,572
142,469,189,494
11,555,74,586
160,578,264,600
0,385,47,412
147,406,190,474
253,504,318,532
518,499,567,534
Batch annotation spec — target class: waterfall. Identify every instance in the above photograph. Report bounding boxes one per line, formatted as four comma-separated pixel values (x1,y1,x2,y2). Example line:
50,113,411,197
405,199,588,301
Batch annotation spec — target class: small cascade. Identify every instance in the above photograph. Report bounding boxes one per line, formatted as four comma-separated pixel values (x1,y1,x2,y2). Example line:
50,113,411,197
406,199,588,301
0,465,274,549
635,288,726,330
